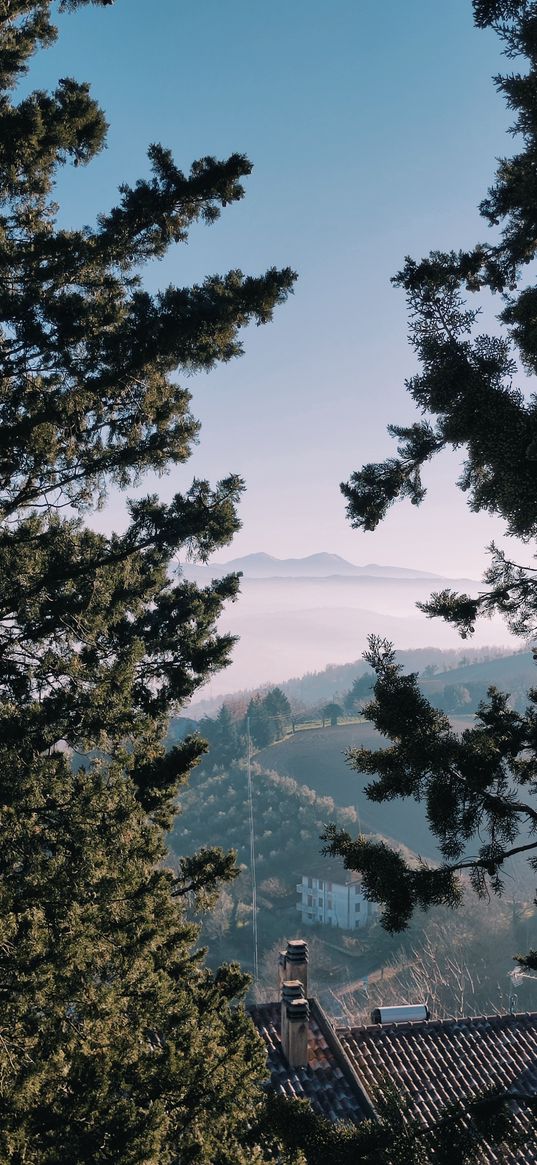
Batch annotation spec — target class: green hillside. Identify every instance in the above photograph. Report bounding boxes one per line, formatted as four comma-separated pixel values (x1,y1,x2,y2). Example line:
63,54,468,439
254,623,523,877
168,761,416,975
409,651,536,715
254,722,476,859
420,650,535,692
167,752,537,1014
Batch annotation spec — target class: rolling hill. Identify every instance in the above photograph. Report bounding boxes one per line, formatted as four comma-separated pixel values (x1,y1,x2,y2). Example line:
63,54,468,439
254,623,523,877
420,651,536,692
168,759,418,975
253,721,461,860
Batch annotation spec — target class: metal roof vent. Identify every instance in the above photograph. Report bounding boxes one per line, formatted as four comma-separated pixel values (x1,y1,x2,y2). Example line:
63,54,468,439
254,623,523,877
371,1004,430,1025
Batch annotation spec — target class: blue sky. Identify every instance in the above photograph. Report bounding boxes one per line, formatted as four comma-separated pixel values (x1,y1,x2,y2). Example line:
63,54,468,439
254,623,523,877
33,0,518,577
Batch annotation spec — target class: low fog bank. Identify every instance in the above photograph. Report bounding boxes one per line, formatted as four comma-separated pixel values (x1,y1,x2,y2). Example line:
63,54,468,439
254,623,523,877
195,573,516,699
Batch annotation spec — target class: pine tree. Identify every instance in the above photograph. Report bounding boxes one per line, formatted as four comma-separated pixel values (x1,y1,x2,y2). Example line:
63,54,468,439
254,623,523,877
0,2,295,1160
246,695,275,749
325,0,537,972
262,687,291,739
344,672,374,712
214,703,243,768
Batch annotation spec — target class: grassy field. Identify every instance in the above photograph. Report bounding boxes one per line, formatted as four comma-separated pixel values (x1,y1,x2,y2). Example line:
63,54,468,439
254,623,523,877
255,719,473,860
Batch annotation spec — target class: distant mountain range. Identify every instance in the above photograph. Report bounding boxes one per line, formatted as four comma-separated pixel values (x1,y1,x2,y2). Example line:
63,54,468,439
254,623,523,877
177,550,516,701
181,552,440,582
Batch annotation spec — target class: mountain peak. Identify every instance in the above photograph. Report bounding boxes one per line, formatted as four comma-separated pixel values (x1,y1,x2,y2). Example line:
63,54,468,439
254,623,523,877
205,553,439,579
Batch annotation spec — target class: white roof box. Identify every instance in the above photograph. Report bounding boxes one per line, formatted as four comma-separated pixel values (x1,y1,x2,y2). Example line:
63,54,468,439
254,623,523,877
370,1004,430,1025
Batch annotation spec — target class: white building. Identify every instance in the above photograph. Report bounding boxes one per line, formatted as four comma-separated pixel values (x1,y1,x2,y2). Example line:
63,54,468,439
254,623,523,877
296,864,376,930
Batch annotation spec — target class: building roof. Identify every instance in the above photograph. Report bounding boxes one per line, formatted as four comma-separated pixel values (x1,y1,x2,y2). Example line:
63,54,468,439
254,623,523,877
339,1011,537,1163
298,858,363,885
251,1003,537,1163
249,1000,371,1125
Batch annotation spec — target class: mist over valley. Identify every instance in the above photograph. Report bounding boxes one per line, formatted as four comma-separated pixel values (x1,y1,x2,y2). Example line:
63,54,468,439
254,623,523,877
184,553,517,699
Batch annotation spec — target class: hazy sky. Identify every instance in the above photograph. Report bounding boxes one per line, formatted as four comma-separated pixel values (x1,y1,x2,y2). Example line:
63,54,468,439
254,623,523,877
32,1,522,579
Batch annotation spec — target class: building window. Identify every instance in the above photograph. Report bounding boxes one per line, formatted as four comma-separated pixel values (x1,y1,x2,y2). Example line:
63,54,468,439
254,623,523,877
307,877,313,889
355,901,361,913
327,897,333,910
327,881,332,892
307,895,313,907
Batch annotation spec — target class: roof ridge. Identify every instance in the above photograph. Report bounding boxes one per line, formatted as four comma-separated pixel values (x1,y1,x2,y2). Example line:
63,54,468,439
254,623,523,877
309,998,377,1119
346,1010,537,1036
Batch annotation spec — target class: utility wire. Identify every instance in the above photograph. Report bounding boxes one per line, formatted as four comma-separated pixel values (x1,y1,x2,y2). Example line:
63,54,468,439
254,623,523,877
246,716,259,985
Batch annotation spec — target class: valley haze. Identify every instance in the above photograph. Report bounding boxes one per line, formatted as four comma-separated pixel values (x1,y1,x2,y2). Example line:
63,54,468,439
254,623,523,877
182,552,516,699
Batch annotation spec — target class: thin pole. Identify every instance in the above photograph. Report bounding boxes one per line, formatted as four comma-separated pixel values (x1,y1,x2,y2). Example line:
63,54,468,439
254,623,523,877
246,717,259,984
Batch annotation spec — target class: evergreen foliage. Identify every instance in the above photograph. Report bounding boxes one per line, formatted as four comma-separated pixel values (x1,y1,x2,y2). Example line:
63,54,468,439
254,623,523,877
344,672,375,711
327,0,537,975
322,701,343,727
262,686,292,739
266,1085,535,1165
245,689,292,748
194,686,293,762
341,1,537,637
246,695,276,749
0,2,295,1160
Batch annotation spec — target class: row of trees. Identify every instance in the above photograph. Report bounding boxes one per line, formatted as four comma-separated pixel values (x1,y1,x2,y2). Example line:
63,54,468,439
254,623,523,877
195,689,352,766
193,685,293,764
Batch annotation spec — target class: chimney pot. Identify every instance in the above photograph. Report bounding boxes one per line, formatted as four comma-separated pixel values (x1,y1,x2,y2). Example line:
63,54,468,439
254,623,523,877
285,997,310,1068
280,978,304,1052
284,939,308,997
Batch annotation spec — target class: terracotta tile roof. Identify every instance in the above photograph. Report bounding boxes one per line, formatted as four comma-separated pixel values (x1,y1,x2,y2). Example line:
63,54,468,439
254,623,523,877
251,1002,537,1161
249,1000,370,1125
298,858,363,884
339,1011,537,1163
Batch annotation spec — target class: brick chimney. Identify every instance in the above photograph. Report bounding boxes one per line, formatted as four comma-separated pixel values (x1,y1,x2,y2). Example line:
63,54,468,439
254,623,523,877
281,979,304,1053
284,939,308,997
284,997,310,1068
